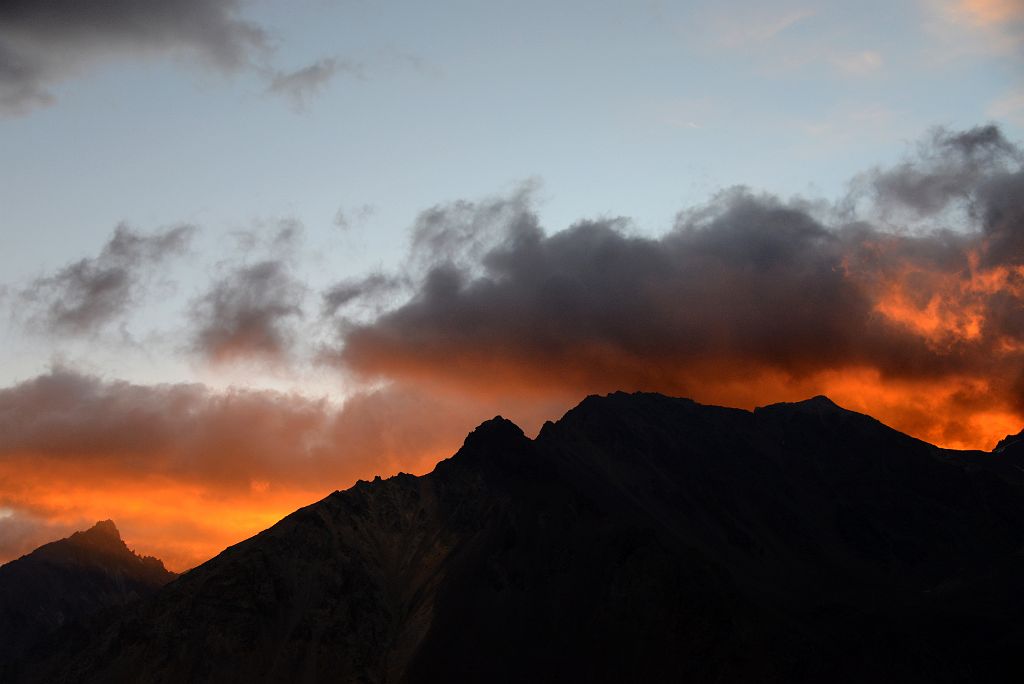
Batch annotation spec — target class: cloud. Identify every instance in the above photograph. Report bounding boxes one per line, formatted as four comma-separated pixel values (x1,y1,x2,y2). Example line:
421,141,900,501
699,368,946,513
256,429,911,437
267,58,360,112
189,259,305,364
0,368,558,570
325,125,1024,450
407,180,541,273
270,217,304,250
873,124,1021,195
322,273,403,317
0,0,269,116
19,223,195,335
0,369,342,488
225,216,305,258
853,125,1024,254
333,203,376,231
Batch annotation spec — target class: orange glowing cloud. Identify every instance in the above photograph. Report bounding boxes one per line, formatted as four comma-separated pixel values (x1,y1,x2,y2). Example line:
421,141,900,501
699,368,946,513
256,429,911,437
865,249,1024,348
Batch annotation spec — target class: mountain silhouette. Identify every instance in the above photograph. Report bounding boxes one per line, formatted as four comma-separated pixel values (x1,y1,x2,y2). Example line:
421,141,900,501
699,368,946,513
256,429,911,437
0,520,176,675
12,393,1024,683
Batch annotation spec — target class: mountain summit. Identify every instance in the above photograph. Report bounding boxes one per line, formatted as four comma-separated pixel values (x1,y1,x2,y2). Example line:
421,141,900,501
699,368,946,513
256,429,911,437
0,520,176,671
13,393,1024,683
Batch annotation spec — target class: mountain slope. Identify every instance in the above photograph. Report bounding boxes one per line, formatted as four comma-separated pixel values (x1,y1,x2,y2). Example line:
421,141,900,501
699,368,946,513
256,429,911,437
0,520,176,672
18,394,1024,683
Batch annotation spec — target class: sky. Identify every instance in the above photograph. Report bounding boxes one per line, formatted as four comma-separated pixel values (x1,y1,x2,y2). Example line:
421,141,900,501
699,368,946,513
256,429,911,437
1,0,1022,571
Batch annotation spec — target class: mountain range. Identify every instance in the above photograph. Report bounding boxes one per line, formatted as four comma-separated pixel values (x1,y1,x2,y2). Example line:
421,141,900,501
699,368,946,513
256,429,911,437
5,393,1024,682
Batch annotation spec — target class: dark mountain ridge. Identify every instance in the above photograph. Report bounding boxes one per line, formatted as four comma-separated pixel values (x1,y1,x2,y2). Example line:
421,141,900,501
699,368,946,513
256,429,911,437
0,520,176,672
12,393,1024,683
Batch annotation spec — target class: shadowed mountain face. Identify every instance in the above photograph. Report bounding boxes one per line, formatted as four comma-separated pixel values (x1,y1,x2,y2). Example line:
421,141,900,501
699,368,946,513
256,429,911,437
0,520,176,672
14,394,1024,683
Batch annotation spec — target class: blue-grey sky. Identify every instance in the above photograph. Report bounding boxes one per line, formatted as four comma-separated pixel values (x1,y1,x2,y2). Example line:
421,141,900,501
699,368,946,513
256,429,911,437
3,1,1020,293
1,0,1022,568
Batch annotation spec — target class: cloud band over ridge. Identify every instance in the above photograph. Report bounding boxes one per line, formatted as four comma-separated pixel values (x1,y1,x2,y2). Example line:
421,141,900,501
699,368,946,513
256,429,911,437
330,125,1024,449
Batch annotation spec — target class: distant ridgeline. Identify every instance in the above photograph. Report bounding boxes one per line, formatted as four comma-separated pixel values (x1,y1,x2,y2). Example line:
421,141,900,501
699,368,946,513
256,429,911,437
6,393,1024,683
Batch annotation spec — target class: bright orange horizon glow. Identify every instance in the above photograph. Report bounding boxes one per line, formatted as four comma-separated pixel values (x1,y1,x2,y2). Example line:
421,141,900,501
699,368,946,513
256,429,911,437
0,447,452,572
0,372,1018,573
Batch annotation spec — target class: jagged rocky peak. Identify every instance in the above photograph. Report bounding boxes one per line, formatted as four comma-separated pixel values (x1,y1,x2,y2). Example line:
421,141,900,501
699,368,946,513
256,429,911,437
72,519,122,544
22,520,176,584
796,394,842,410
46,519,135,561
424,416,535,482
88,519,119,537
456,415,527,453
0,520,177,673
576,390,696,409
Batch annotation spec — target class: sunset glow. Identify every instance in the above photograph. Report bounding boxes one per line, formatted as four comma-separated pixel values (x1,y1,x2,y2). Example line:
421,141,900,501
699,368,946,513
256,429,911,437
1,0,1021,572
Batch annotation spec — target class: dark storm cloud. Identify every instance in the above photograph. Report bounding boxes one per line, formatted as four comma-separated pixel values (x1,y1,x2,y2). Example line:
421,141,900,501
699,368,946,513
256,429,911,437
0,0,268,115
853,124,1024,269
336,190,885,382
21,223,195,335
327,126,1024,443
190,260,305,364
267,58,360,112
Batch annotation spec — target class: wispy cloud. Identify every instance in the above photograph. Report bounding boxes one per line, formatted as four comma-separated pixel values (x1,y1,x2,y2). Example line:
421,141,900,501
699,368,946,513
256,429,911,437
266,57,362,112
19,224,195,336
333,204,376,231
189,259,305,365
